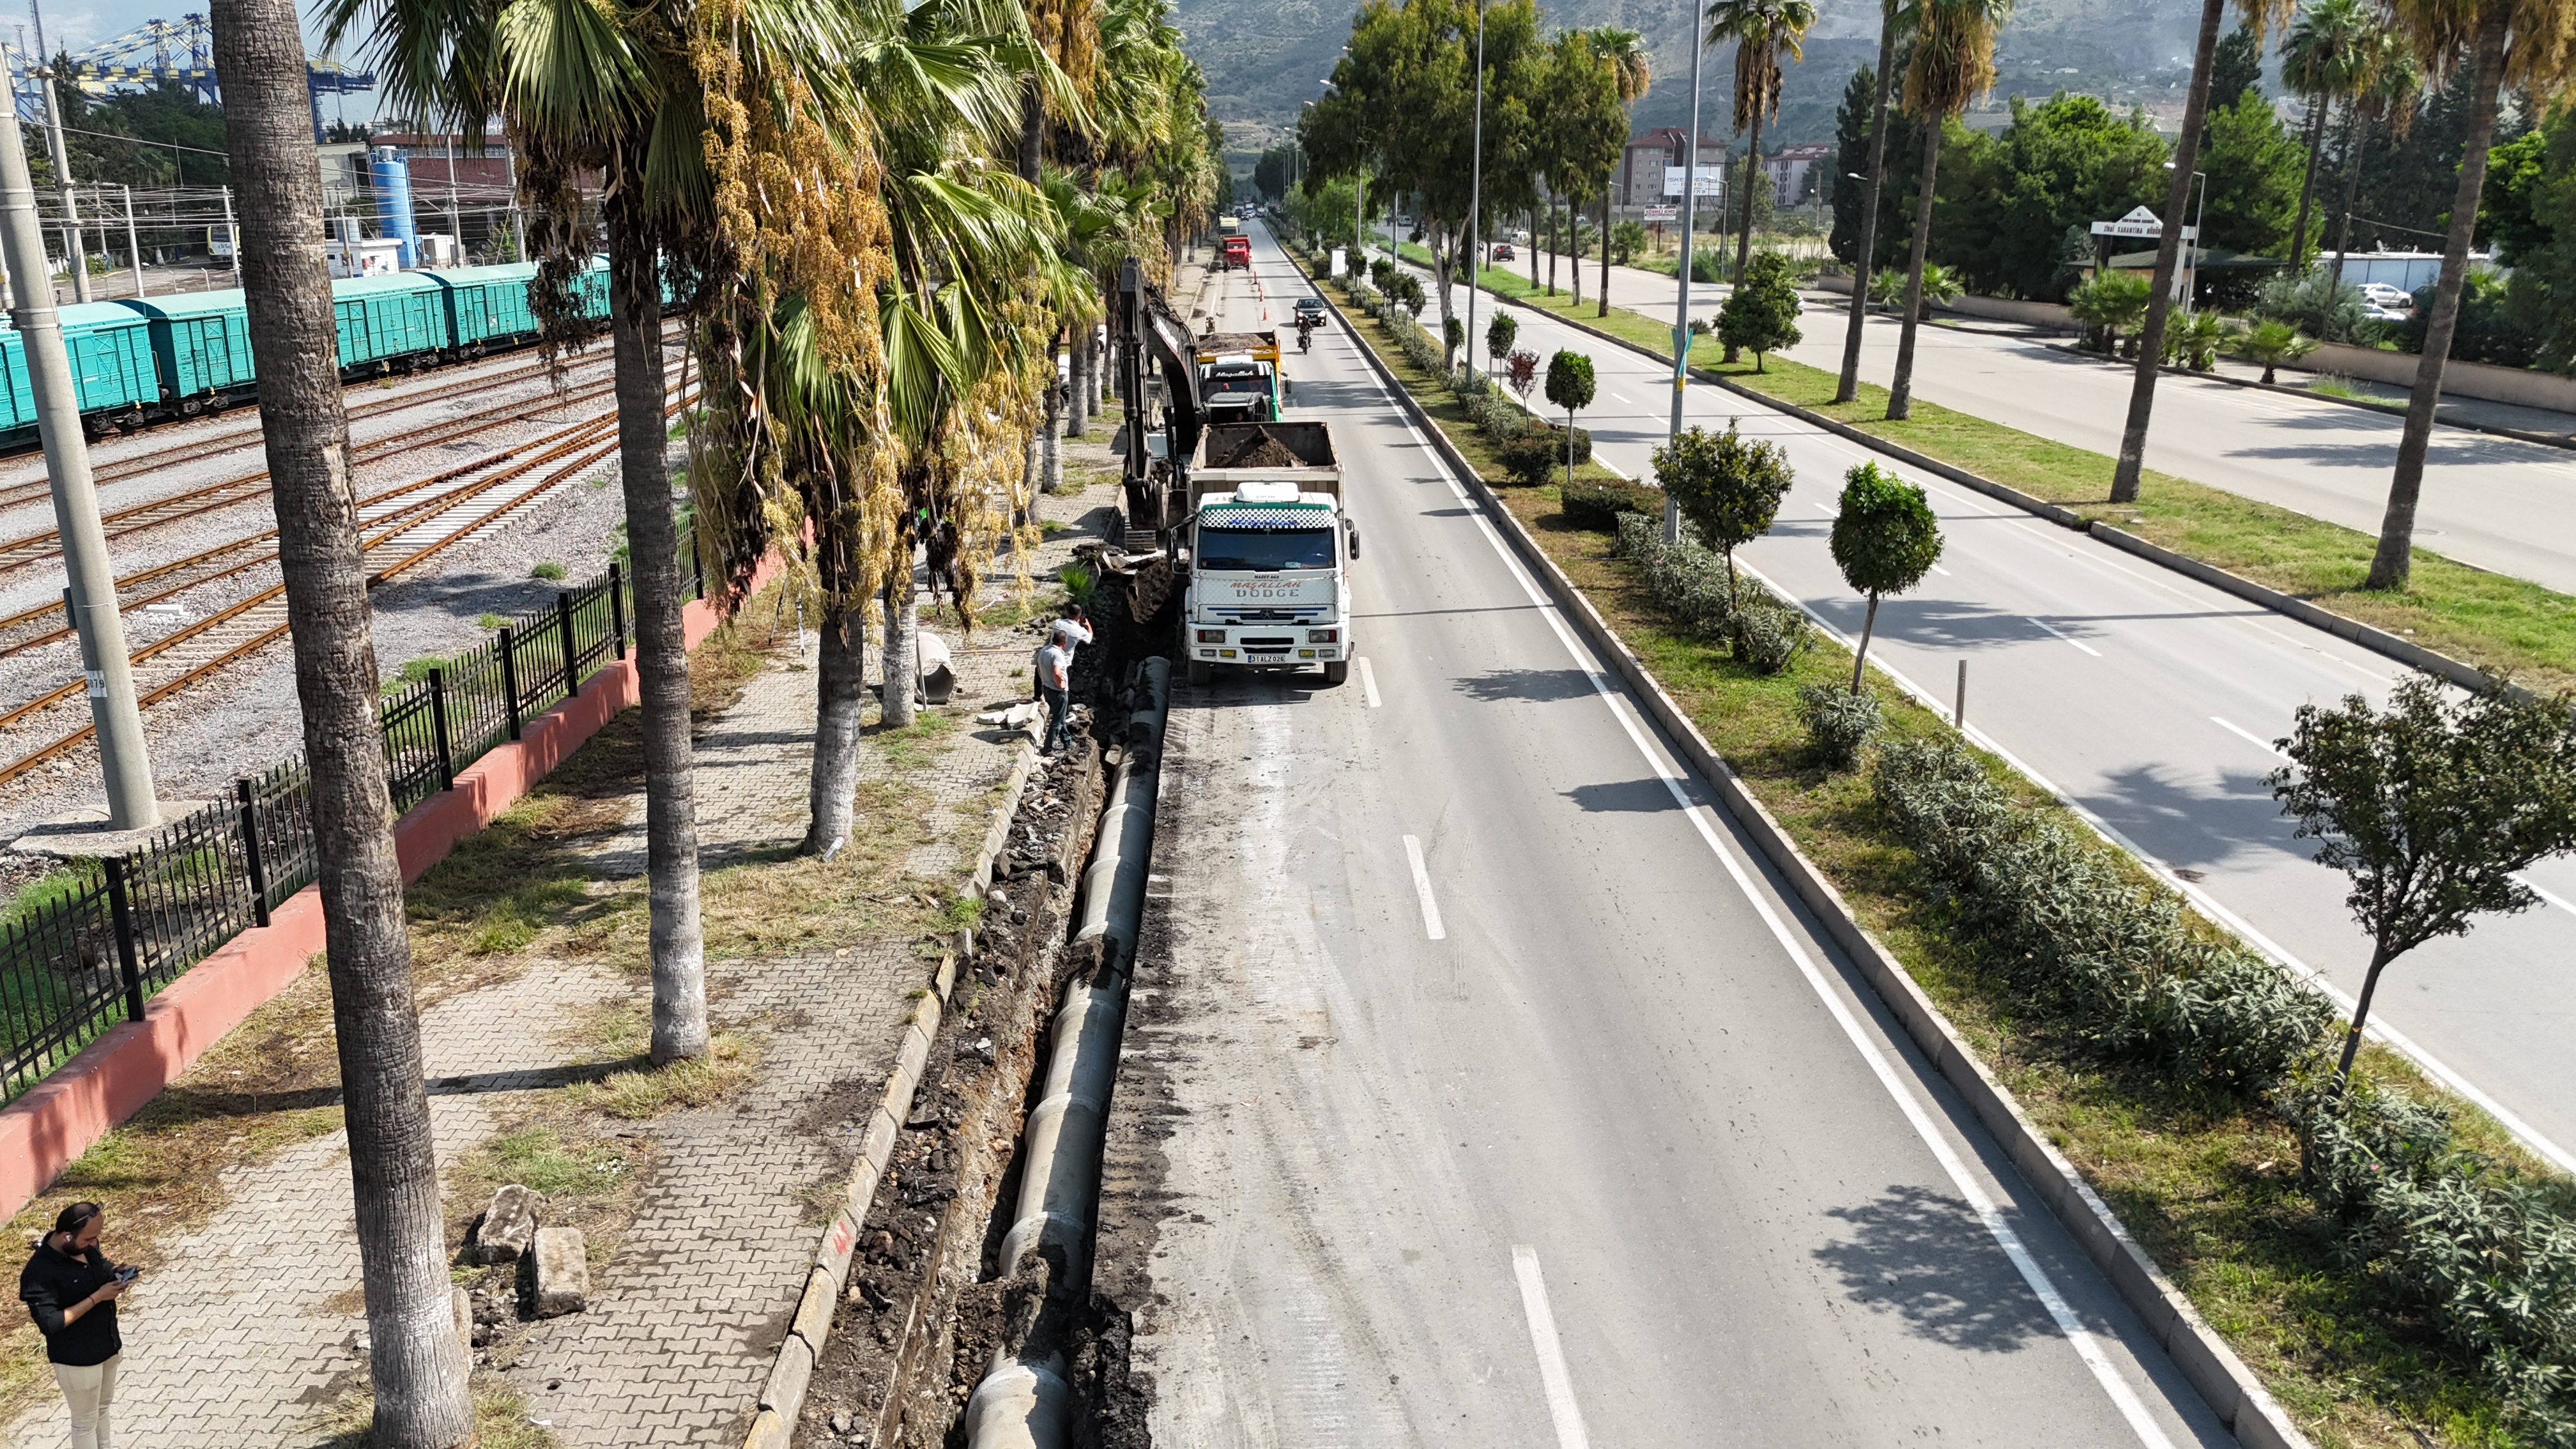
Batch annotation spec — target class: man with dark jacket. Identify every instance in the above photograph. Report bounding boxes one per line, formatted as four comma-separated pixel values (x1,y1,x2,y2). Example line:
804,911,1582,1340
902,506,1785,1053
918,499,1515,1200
19,1201,126,1449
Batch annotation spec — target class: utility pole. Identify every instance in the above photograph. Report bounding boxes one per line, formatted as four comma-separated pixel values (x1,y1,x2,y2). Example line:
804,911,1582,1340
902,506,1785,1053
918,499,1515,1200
34,65,88,302
502,129,525,261
0,103,157,829
1465,0,1484,380
443,129,460,263
120,183,141,299
1666,12,1707,543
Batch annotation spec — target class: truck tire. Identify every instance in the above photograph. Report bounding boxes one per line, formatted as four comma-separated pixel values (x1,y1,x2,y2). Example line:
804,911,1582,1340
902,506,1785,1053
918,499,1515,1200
1187,657,1211,687
1322,660,1349,687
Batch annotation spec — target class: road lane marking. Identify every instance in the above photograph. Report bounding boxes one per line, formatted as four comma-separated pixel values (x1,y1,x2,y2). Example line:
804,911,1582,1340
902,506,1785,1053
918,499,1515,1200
1403,834,1446,940
2211,716,2287,759
1358,656,1383,708
1355,353,2186,1444
2031,618,2103,656
2515,873,2576,918
1930,564,1952,576
1511,1246,1593,1449
1597,457,1630,480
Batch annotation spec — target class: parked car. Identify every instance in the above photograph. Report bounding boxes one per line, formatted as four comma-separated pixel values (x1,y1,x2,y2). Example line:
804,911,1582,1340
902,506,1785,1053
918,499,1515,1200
2363,303,2412,322
2358,282,2416,312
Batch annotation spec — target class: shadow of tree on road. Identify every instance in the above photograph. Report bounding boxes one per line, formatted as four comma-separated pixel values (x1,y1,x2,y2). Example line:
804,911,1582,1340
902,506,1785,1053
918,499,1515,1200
1813,1184,2059,1353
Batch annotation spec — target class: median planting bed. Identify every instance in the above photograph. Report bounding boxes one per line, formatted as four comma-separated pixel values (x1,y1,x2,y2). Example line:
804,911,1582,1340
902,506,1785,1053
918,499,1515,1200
1316,251,2576,1449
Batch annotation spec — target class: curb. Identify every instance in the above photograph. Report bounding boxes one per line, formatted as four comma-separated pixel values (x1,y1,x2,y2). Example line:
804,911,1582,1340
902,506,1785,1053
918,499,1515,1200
739,734,1043,1449
0,558,779,1224
1321,279,2312,1449
1484,287,2513,697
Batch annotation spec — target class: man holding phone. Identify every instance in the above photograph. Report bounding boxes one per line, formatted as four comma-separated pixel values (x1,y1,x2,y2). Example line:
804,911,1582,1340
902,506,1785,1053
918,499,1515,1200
19,1201,127,1448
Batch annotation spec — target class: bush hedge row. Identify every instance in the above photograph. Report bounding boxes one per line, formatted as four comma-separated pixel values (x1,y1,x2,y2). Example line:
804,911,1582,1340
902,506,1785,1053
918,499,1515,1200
1609,512,1811,674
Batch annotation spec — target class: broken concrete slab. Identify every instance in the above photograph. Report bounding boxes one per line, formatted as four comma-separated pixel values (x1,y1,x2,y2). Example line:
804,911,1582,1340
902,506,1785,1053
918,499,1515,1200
471,1184,542,1264
530,1227,590,1317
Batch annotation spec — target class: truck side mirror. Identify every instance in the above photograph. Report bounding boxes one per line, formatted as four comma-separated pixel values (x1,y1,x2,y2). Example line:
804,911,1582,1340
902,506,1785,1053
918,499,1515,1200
1344,519,1360,560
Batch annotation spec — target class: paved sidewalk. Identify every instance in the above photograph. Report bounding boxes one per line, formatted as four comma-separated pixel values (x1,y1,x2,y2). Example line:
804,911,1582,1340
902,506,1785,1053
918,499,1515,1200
3,602,1062,1448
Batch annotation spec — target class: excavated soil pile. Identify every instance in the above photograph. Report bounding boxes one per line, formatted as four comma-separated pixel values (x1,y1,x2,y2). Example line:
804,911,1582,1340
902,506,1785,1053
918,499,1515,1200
1206,433,1302,470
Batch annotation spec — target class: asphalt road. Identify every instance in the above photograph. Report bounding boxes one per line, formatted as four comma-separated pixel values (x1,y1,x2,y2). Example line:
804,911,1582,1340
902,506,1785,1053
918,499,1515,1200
1497,247,2576,596
1109,225,2244,1448
1383,238,2576,1171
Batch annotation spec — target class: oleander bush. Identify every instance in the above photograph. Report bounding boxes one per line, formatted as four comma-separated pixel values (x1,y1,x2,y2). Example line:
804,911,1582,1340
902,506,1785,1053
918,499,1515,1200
1558,479,1662,530
1797,682,1881,769
1609,512,1811,673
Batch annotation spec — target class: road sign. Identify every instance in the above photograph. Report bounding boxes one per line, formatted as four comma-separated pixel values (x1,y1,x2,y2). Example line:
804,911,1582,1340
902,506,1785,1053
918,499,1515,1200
1662,167,1723,199
2089,206,2195,240
1643,206,1678,222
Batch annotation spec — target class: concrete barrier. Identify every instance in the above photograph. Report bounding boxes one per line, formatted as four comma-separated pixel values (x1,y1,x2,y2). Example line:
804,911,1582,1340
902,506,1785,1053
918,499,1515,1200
0,560,776,1223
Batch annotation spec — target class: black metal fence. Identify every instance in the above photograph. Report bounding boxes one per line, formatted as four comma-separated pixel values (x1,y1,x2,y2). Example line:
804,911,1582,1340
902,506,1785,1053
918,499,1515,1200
0,544,701,1101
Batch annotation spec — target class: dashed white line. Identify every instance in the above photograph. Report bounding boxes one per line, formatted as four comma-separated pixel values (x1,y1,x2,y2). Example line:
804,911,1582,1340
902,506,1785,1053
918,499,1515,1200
1597,457,1631,480
2515,873,2576,919
2211,716,2288,759
1358,656,1383,708
2030,617,2103,656
1403,834,1446,940
1512,1246,1593,1449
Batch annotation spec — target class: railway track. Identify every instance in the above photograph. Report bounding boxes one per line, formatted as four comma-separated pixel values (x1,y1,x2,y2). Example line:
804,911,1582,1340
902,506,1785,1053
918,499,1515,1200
0,409,627,659
0,372,628,569
0,399,673,788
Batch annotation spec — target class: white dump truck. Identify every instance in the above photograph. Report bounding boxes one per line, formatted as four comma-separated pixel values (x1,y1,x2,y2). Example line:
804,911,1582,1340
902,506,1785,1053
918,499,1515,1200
1181,420,1358,687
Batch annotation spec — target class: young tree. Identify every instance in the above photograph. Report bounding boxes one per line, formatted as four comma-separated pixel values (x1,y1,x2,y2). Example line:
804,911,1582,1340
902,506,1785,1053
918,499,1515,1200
209,0,471,1442
2235,317,2318,381
1717,251,1804,369
1653,417,1795,614
1543,349,1596,486
1828,461,1942,693
1506,346,1540,402
2108,0,2303,503
2067,270,2152,353
2269,678,2576,1088
2364,0,2573,590
1885,0,2013,420
1485,310,1519,372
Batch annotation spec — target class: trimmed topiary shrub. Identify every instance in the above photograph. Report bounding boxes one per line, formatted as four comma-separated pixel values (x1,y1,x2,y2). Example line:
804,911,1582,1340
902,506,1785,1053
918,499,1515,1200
1559,480,1664,532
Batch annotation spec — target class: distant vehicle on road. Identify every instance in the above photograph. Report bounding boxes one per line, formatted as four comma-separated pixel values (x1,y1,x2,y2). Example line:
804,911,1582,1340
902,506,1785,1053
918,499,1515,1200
1294,296,1326,325
1491,242,1516,261
2358,281,2416,311
1220,233,1251,270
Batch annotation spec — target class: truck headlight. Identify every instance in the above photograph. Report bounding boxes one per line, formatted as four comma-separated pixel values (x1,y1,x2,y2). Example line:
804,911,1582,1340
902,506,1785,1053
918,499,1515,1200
1307,629,1338,643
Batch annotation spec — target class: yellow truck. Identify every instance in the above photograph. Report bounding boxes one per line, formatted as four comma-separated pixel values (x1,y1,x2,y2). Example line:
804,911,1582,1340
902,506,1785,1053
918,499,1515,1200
1194,330,1282,425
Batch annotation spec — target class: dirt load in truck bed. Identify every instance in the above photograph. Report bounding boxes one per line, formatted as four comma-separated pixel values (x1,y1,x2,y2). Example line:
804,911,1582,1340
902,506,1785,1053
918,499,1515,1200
1205,433,1307,470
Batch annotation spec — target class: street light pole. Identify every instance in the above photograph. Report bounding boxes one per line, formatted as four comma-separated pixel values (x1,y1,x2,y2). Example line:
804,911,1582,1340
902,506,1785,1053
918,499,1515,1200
0,102,157,829
1466,0,1484,378
1666,5,1708,542
34,66,89,303
2162,160,2207,315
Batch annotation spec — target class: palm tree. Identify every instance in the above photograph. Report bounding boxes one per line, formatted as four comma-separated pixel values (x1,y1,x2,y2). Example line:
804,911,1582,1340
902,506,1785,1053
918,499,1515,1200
2235,317,2318,382
1883,0,2009,420
2327,38,2421,294
1592,27,1650,319
2105,0,2299,502
2280,0,2373,271
1835,0,1908,404
2365,0,2574,590
1706,0,1816,310
320,0,732,1066
208,0,470,1441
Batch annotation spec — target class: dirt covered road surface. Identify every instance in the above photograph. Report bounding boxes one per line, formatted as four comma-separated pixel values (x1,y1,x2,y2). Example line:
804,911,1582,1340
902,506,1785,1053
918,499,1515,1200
1082,228,2245,1447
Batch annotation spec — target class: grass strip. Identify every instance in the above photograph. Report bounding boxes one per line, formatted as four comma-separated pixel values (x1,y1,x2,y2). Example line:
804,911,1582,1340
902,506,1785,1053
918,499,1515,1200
1325,266,2557,1448
1418,260,2576,694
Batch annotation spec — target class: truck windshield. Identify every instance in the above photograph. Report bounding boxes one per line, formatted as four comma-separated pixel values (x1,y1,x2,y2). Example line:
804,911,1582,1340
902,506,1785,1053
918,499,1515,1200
1205,374,1268,397
1197,526,1335,572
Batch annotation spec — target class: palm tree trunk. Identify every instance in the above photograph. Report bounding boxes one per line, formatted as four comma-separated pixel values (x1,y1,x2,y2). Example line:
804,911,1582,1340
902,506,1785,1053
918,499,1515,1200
1041,361,1064,489
1837,11,1899,406
1736,107,1765,286
606,228,710,1066
1885,121,1943,420
1066,336,1088,438
2329,106,2368,295
1570,214,1583,306
882,570,918,730
804,603,865,855
2109,0,2226,502
1548,201,1560,294
2287,96,2327,269
1528,209,1541,291
1018,81,1043,184
1598,187,1612,319
208,2,471,1443
2366,7,2506,592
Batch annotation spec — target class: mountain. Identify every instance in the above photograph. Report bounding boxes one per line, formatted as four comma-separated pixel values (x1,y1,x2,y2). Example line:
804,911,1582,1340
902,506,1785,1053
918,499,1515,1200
1184,0,2255,162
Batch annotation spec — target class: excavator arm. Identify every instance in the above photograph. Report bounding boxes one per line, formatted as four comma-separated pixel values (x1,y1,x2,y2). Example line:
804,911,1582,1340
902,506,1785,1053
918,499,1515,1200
1116,256,1206,533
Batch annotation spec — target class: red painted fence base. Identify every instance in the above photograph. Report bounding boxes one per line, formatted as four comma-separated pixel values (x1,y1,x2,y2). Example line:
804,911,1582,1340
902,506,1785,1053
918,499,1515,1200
0,571,765,1223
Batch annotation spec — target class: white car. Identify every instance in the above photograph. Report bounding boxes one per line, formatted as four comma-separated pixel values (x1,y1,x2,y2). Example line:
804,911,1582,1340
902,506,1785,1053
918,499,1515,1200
2358,282,2416,311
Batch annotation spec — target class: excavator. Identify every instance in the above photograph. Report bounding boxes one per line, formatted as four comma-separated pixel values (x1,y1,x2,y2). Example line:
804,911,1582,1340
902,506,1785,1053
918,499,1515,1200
1111,256,1209,539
